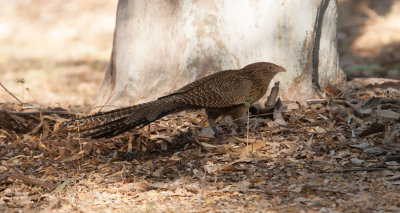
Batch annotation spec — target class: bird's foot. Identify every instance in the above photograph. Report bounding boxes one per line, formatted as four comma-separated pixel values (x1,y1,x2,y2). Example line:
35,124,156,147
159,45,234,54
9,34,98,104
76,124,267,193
231,126,244,137
214,132,223,143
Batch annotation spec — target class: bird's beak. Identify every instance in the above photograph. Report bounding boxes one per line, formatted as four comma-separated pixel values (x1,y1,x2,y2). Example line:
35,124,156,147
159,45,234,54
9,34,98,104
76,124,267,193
275,66,286,73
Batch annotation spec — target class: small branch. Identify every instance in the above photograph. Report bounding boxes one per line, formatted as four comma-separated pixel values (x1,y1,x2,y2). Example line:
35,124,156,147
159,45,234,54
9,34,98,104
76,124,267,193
233,136,257,143
2,172,55,190
0,109,75,115
327,167,400,173
4,112,28,129
273,98,287,125
333,99,372,118
385,155,400,162
265,81,280,107
0,82,23,104
359,2,382,20
305,99,328,105
358,122,385,137
51,176,83,194
246,107,250,155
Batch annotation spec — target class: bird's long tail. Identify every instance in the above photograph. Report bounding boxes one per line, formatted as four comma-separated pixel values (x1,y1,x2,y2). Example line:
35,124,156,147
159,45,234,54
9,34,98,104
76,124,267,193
64,96,186,139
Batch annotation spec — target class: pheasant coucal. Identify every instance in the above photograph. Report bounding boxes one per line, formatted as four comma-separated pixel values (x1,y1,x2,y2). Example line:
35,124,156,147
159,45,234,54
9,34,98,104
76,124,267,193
65,62,285,140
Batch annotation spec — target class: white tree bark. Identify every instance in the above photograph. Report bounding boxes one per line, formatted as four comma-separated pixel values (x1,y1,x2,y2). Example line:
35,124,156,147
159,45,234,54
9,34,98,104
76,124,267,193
95,0,344,110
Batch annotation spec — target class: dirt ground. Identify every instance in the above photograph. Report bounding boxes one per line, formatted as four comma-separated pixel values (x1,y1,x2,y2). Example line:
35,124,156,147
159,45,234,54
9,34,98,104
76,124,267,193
1,85,399,212
1,1,400,212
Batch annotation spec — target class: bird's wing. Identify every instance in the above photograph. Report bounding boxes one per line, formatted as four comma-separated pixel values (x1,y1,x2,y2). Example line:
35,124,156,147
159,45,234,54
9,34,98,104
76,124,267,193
171,71,254,108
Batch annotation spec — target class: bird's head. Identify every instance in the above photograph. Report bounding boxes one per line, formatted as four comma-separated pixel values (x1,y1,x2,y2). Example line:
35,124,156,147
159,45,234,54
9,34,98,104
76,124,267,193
242,62,286,74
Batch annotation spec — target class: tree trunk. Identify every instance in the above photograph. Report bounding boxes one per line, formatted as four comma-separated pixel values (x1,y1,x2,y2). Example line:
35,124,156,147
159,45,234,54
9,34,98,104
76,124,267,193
95,0,345,110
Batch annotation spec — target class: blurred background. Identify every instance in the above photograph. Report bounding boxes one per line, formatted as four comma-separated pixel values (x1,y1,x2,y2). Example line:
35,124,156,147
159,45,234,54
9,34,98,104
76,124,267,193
0,0,117,107
0,0,399,107
338,0,400,80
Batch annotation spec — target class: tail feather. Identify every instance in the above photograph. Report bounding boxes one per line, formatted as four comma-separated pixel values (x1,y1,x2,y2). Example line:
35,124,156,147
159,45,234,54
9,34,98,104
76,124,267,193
69,96,186,138
65,103,149,130
80,116,133,138
87,118,151,139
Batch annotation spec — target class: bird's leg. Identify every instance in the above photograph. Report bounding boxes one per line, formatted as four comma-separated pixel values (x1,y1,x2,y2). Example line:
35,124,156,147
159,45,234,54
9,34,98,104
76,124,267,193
232,118,244,135
207,118,223,141
230,105,249,136
205,110,223,142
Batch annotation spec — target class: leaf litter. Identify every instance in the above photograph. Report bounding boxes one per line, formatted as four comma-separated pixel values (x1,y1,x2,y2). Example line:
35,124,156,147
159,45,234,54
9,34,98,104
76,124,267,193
0,83,400,212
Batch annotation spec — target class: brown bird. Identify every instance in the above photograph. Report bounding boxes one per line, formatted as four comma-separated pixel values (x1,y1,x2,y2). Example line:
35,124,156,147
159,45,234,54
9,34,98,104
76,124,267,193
66,62,285,140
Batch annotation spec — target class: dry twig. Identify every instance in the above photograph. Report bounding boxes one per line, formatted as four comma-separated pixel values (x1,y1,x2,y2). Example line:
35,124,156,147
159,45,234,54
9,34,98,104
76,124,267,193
0,109,75,115
1,172,55,190
0,82,23,104
328,167,400,173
